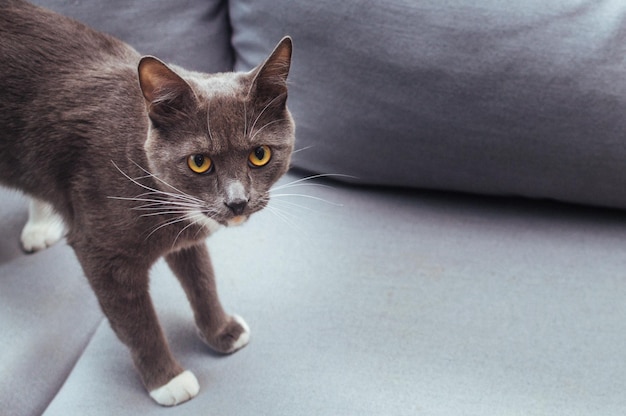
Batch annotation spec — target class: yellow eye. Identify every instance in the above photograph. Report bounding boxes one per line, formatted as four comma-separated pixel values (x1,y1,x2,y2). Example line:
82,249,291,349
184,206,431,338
248,145,271,167
187,154,212,174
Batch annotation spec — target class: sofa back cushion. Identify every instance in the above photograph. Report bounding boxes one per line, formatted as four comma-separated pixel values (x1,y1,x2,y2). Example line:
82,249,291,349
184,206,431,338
229,0,626,209
32,0,233,73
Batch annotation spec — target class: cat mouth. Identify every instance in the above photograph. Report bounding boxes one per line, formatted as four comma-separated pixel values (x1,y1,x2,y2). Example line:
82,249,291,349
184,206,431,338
204,211,249,227
226,215,248,227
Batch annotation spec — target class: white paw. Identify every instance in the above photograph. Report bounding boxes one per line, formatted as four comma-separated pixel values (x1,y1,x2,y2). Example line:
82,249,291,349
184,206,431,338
196,314,250,353
21,199,65,252
230,315,251,352
149,370,199,407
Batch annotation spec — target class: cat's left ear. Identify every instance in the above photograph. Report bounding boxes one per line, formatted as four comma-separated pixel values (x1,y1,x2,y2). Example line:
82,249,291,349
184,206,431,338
138,57,196,127
249,36,293,107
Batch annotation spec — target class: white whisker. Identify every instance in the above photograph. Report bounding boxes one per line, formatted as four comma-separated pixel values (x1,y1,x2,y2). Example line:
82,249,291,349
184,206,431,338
270,193,343,207
109,161,162,195
171,214,202,249
133,190,204,204
243,98,248,138
127,160,204,202
139,210,194,218
133,205,195,212
109,160,215,242
265,204,306,235
249,118,288,141
269,173,356,192
207,100,215,143
193,214,213,239
270,198,320,213
145,214,191,240
270,182,335,192
291,145,315,154
109,196,202,209
248,94,285,139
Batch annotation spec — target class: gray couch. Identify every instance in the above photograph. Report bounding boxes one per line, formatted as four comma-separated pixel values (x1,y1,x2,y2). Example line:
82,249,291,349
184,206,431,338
2,1,626,415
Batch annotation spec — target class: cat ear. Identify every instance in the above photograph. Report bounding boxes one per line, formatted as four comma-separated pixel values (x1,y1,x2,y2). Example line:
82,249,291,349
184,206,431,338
137,56,196,127
249,36,292,107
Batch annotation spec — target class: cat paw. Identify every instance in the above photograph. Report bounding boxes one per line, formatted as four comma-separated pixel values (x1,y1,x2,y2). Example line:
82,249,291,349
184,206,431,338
149,370,199,407
20,214,65,252
198,314,250,354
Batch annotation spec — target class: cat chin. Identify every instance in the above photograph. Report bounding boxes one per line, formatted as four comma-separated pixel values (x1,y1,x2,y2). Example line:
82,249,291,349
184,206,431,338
191,212,248,229
192,213,223,234
226,215,248,227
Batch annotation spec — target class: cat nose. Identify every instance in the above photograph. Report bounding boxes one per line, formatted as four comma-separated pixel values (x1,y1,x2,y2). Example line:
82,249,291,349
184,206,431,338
225,181,248,215
225,199,247,215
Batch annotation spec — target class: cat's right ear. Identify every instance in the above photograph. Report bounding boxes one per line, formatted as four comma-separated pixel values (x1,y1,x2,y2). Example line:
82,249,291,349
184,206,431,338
248,37,293,106
138,57,196,127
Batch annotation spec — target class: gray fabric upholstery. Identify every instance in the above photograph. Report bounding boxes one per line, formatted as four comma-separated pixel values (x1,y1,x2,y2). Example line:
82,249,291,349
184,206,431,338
0,191,102,416
2,175,620,415
230,0,626,209
31,0,233,73
3,1,626,415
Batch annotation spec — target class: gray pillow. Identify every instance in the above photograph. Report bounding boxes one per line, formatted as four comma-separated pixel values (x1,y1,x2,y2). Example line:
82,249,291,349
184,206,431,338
31,0,233,73
229,0,626,209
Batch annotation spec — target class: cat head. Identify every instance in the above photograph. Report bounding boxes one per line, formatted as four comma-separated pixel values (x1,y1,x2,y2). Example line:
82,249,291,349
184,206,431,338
137,37,295,228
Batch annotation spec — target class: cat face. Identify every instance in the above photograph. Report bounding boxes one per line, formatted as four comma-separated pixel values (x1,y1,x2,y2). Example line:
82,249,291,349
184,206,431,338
138,38,295,228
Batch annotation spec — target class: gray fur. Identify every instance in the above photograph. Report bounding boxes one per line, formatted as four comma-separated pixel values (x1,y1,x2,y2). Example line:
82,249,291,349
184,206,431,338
0,0,294,400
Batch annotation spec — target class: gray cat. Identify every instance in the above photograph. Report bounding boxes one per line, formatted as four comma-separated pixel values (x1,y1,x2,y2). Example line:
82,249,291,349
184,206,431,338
0,0,294,406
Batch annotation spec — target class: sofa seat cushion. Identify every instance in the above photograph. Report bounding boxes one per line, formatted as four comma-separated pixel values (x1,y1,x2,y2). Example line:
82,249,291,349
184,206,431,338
0,190,102,416
37,172,626,415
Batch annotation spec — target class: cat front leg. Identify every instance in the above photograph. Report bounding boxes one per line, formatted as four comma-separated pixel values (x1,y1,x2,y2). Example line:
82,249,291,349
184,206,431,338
21,197,65,252
72,247,199,406
166,243,251,354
